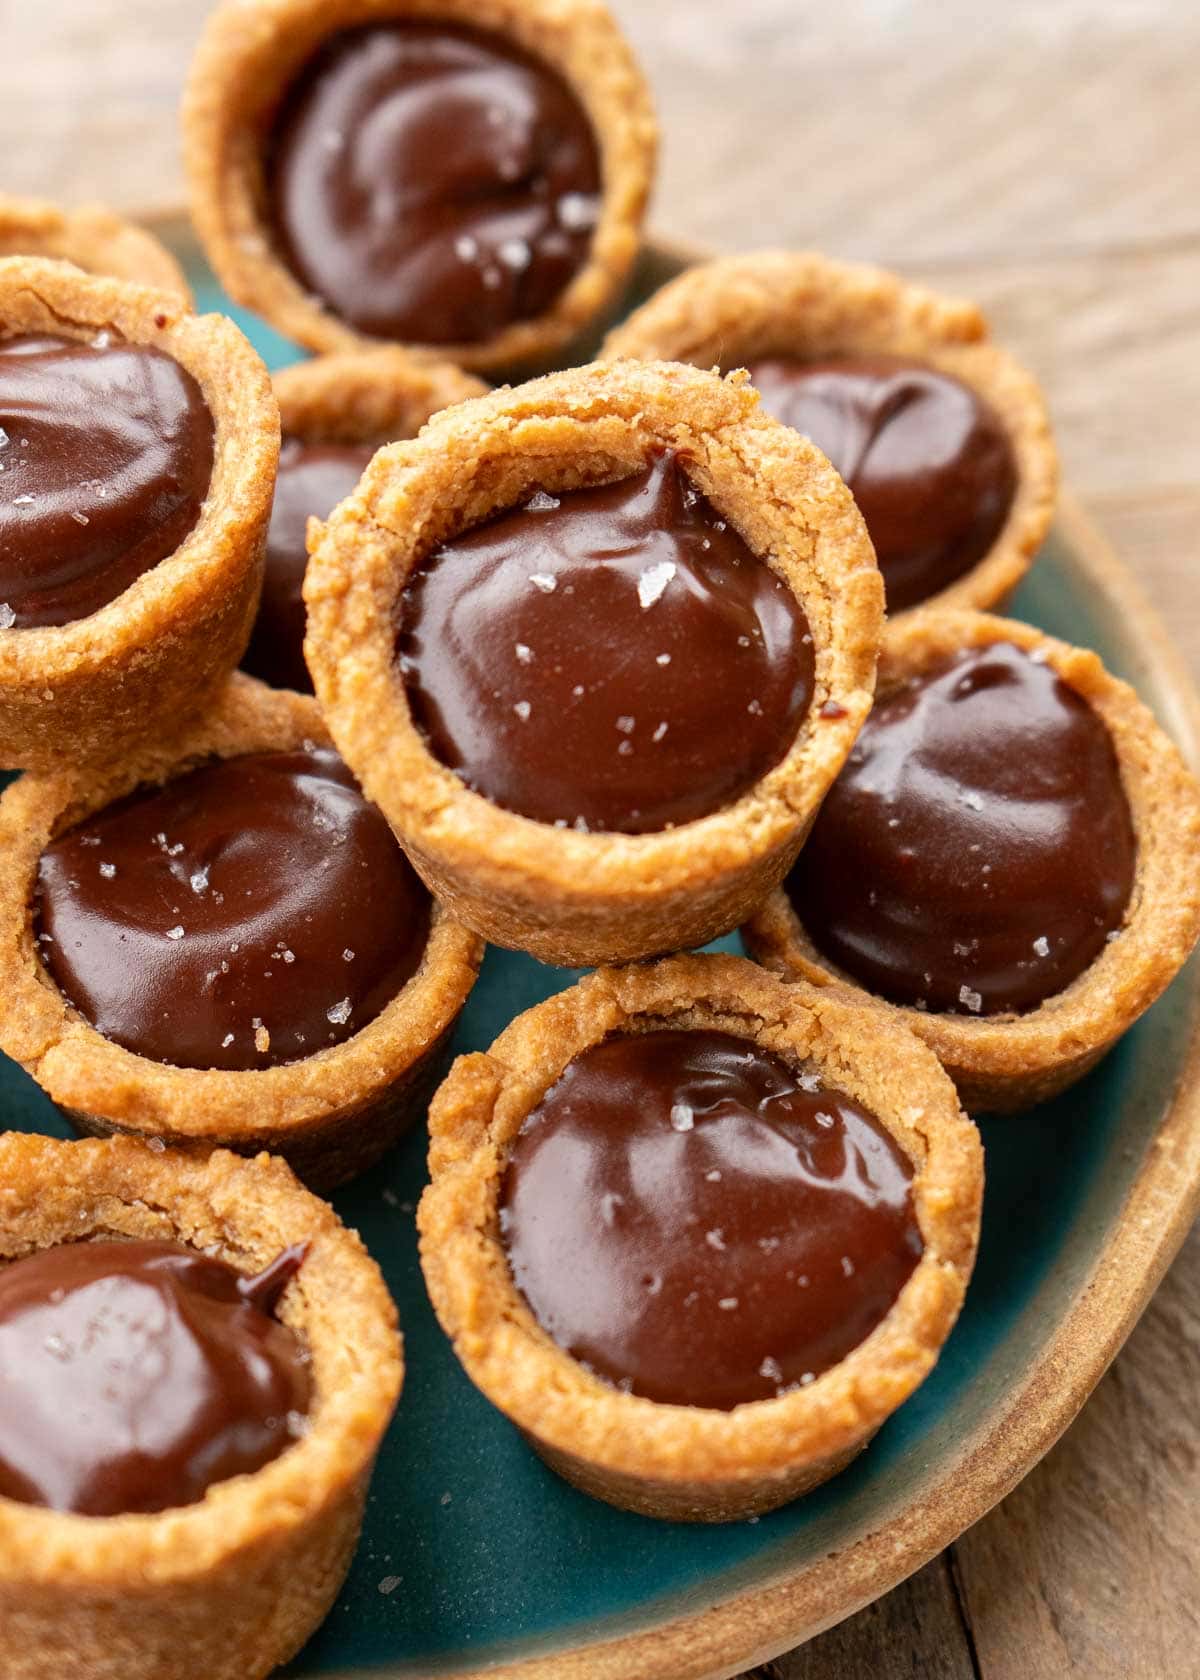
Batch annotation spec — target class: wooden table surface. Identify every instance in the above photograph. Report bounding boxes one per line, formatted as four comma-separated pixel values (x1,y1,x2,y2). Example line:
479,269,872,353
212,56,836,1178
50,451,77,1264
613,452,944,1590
8,3,1199,1674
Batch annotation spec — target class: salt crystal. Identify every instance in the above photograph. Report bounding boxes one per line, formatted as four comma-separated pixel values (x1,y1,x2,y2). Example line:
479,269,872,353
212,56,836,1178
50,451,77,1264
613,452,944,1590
617,740,633,756
255,1024,271,1054
454,234,479,263
571,684,585,698
377,1576,402,1597
12,494,34,506
814,1110,834,1129
958,984,983,1014
165,925,185,940
800,1371,816,1386
525,490,560,512
669,1101,694,1132
0,604,15,629
705,1168,722,1182
190,867,210,894
717,1297,739,1311
759,1356,783,1384
615,715,636,734
514,642,533,664
747,699,763,716
99,862,116,879
528,573,557,593
343,948,356,962
513,700,531,722
651,722,668,743
1033,935,1050,957
222,1033,235,1048
797,1069,821,1092
327,997,352,1026
557,192,598,230
655,652,671,666
440,1491,453,1506
959,789,984,811
499,238,531,270
70,510,90,526
0,429,7,449
705,1228,726,1251
841,1255,855,1277
637,560,676,609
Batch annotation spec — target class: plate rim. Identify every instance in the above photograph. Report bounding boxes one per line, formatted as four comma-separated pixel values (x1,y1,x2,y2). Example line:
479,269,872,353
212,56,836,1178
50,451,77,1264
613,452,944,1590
148,214,1200,1679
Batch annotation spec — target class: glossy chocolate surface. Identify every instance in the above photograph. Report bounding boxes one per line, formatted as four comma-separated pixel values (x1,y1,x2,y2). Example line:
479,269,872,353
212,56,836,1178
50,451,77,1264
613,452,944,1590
398,452,814,834
745,354,1017,611
0,1238,310,1516
789,641,1137,1016
36,748,429,1071
242,437,375,692
0,333,214,628
500,1028,921,1410
267,22,602,345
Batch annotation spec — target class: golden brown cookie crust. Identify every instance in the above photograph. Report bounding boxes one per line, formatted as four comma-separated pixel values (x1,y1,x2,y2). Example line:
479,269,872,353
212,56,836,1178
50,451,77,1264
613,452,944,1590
0,675,483,1189
603,250,1058,625
0,195,192,301
744,608,1200,1112
274,346,488,445
418,952,982,1522
183,0,657,375
304,357,883,966
0,257,279,772
0,1133,401,1680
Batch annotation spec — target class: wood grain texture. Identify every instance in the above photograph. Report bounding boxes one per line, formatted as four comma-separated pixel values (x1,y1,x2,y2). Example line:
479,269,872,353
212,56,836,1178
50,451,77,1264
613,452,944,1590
7,3,1198,1676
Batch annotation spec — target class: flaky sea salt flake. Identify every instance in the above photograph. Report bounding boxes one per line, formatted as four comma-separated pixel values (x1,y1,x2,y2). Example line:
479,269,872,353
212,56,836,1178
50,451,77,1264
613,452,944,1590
959,984,983,1013
637,560,676,609
165,925,185,940
525,490,560,512
669,1101,694,1132
528,572,557,593
327,998,353,1026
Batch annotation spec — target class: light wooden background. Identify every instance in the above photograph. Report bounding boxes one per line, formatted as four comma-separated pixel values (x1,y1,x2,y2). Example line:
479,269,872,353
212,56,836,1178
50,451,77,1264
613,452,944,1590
8,2,1199,1674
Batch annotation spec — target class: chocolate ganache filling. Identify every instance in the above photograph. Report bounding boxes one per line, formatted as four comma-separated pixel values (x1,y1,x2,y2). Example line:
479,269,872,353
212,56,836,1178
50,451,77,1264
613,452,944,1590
745,354,1016,611
0,333,214,628
397,451,814,834
788,641,1137,1016
0,1239,310,1516
242,438,375,692
267,22,602,345
35,748,429,1071
500,1028,921,1410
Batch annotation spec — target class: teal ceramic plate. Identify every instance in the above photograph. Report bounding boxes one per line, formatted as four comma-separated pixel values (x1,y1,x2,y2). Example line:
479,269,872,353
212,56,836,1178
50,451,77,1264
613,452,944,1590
5,227,1200,1680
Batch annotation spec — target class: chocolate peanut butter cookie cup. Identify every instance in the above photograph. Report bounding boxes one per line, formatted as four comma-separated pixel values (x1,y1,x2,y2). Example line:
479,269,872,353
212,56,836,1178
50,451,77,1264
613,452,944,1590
0,675,482,1188
745,609,1200,1112
304,358,883,966
246,347,486,691
0,257,278,771
605,251,1058,620
0,195,191,300
184,0,656,374
0,1133,401,1680
419,953,982,1521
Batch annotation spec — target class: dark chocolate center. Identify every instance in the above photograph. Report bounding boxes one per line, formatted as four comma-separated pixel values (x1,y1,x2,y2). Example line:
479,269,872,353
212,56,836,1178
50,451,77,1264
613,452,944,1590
745,354,1017,611
0,333,214,628
242,437,375,693
787,641,1137,1016
500,1028,921,1410
35,747,430,1070
0,1238,310,1516
267,22,602,345
396,451,815,834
